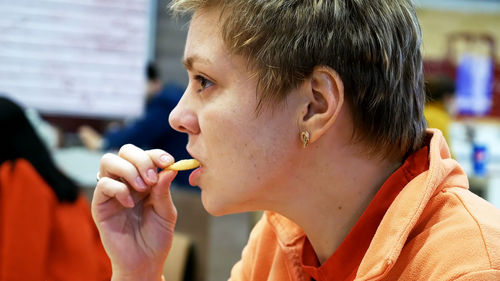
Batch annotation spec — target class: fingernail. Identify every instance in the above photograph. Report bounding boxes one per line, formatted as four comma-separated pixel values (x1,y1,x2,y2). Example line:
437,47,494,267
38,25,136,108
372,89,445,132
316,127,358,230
147,169,158,182
126,195,135,208
160,154,173,165
136,176,147,190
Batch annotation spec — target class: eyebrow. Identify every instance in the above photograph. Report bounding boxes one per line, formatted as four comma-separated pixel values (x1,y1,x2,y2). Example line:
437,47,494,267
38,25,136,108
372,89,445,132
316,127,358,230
182,55,212,70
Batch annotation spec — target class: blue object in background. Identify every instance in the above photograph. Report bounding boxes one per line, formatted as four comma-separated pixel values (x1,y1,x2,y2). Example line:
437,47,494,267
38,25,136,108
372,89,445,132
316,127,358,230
455,54,494,116
472,144,488,177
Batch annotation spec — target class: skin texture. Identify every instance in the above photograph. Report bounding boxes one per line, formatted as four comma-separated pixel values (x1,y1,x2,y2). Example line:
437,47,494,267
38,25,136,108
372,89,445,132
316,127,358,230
168,8,305,216
91,7,402,279
92,146,177,281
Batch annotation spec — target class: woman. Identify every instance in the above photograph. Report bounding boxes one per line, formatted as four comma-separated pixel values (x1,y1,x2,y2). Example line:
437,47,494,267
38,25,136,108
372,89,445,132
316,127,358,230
0,96,111,280
92,1,500,280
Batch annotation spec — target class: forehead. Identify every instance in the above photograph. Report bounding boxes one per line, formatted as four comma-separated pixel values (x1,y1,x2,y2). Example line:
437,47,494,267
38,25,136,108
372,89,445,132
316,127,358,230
183,8,226,70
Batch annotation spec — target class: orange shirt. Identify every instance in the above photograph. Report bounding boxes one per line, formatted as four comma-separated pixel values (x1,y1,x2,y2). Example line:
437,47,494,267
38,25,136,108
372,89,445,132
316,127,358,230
0,159,111,281
301,146,429,281
229,130,500,281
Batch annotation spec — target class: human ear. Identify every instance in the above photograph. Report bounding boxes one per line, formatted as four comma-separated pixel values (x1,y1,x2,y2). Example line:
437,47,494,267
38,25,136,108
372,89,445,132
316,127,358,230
298,66,344,144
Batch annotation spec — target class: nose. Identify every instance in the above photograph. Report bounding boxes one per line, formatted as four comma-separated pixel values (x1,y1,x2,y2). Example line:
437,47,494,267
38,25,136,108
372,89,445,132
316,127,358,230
169,92,200,135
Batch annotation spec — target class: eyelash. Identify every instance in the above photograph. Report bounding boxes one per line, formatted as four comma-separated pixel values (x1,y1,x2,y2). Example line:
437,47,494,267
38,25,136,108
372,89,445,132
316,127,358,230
193,74,214,93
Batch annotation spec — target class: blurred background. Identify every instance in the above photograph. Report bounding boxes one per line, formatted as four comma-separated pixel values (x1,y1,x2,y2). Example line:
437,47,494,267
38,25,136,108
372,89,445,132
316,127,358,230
0,0,499,280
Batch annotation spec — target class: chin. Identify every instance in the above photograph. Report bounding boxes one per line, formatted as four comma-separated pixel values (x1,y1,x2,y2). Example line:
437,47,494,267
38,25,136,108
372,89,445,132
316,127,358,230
202,203,230,217
200,193,240,217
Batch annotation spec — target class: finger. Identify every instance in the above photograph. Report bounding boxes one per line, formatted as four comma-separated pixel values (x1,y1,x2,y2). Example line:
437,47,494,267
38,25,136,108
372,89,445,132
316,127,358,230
150,169,178,221
93,177,135,208
100,152,148,192
146,149,175,169
118,144,162,186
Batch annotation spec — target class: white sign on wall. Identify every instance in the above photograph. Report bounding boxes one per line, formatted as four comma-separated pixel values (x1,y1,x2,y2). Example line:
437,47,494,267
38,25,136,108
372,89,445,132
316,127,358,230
0,0,150,118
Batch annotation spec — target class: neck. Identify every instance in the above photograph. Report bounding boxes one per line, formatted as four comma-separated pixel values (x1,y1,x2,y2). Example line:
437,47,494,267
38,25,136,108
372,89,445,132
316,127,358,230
269,143,401,264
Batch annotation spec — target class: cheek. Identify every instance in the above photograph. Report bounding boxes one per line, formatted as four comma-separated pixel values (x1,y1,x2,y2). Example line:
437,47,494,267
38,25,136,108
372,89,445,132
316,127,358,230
200,97,257,156
203,112,259,172
198,104,298,213
199,91,297,183
210,115,293,184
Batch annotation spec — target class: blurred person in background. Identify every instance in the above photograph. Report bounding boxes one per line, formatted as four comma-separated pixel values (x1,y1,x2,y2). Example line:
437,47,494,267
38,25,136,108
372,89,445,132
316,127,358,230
424,74,457,147
79,62,191,187
0,96,111,281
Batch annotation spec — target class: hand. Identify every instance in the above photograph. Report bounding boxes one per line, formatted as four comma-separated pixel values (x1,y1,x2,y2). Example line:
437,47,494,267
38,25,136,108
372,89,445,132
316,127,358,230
78,125,103,150
91,144,178,280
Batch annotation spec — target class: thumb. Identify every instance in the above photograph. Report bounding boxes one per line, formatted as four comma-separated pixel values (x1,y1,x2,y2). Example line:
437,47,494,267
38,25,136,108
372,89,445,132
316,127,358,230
150,169,178,222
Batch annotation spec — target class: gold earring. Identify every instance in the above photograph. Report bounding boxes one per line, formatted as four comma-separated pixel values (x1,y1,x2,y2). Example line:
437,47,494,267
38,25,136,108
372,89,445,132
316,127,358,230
300,131,310,148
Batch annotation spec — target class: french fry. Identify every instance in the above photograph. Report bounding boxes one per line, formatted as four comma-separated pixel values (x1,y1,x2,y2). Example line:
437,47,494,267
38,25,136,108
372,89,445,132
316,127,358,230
166,159,200,171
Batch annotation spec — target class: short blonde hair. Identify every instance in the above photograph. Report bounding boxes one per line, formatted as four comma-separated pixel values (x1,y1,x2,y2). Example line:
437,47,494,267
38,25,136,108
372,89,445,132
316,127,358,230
170,0,426,159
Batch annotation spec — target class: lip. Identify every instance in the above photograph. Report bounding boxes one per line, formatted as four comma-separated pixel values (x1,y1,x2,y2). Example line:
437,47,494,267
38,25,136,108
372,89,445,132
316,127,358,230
189,166,203,187
186,148,203,187
186,148,201,165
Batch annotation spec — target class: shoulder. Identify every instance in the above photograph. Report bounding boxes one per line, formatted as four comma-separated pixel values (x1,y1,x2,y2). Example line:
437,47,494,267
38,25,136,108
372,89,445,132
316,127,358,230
444,187,500,265
390,187,500,280
431,187,500,257
453,270,500,281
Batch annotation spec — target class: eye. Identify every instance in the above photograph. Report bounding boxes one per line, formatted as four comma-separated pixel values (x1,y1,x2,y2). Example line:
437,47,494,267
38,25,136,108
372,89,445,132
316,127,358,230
194,75,214,92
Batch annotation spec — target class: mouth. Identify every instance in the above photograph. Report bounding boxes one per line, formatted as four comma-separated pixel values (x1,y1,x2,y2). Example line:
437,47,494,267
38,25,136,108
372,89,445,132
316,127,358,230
188,166,203,187
187,148,203,187
186,148,201,165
